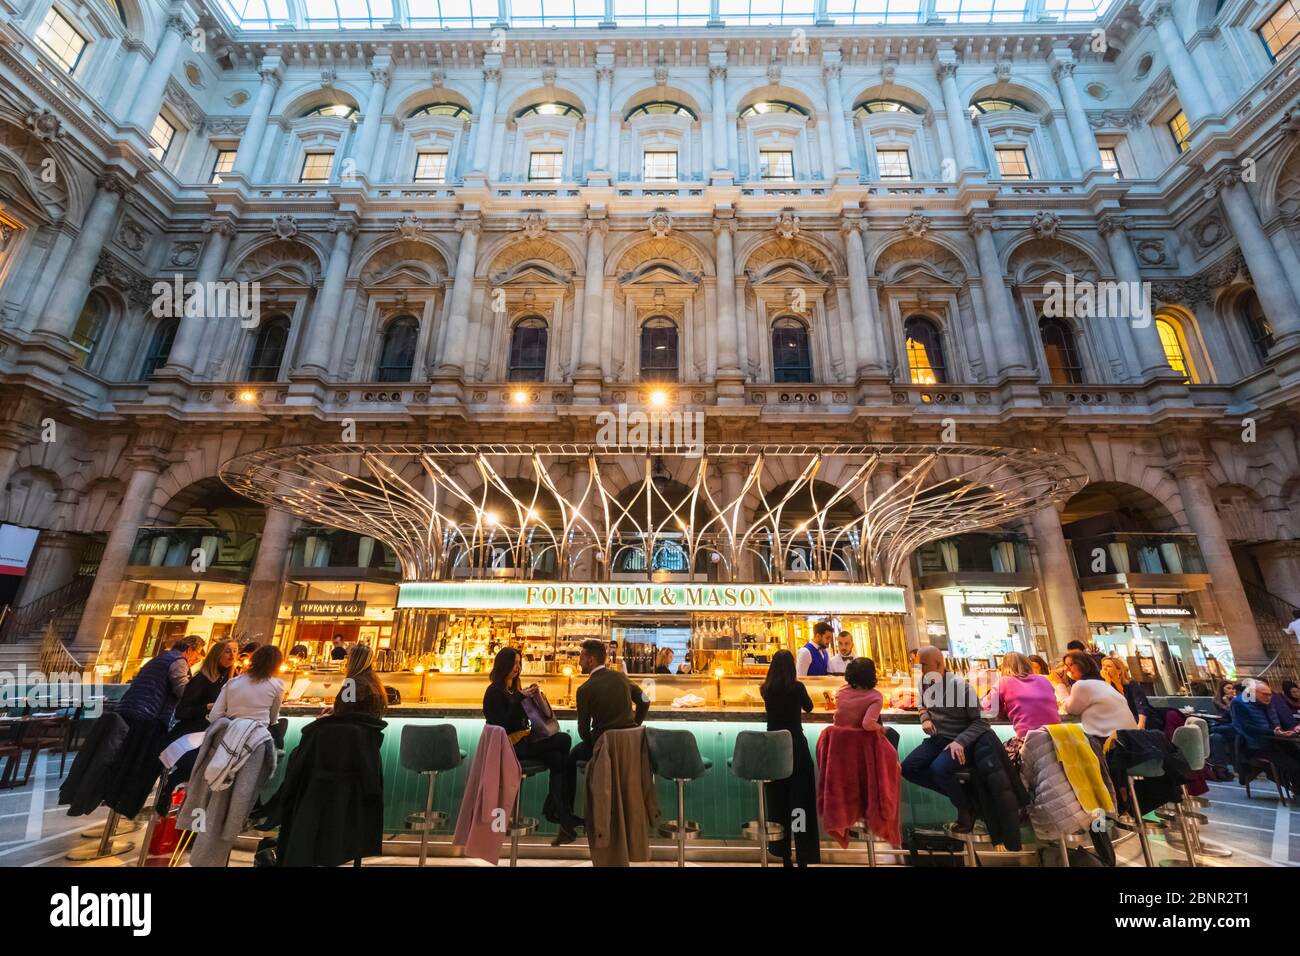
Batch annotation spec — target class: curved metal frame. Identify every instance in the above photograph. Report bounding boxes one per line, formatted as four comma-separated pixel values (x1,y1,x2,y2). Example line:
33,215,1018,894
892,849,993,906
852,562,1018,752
219,442,1087,586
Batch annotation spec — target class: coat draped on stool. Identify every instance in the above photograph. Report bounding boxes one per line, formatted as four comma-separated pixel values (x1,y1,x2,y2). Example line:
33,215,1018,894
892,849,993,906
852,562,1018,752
815,724,902,849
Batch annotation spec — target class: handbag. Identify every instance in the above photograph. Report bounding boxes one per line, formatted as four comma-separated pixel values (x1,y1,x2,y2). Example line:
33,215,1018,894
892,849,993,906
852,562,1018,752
522,689,561,739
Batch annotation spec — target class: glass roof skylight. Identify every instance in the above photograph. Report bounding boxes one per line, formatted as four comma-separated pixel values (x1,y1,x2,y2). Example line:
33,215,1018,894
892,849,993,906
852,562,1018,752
213,0,1114,30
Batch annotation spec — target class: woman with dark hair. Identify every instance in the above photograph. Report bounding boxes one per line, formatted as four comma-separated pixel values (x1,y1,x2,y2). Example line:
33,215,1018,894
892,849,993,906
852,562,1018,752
760,649,820,867
483,647,581,842
1060,649,1135,741
833,658,884,733
333,644,388,718
210,644,284,725
170,639,238,738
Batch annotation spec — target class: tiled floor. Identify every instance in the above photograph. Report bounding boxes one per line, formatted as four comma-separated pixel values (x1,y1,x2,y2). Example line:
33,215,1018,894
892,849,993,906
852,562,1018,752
3,754,1294,868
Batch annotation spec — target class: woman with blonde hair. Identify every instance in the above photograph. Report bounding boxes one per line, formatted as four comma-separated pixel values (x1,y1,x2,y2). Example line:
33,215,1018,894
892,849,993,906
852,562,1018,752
654,647,675,674
1101,654,1162,730
983,651,1061,741
171,639,237,738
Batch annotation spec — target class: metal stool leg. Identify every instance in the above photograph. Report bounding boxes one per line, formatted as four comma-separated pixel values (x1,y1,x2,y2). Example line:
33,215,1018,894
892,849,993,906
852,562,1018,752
865,827,877,868
1127,777,1155,867
419,770,436,868
756,781,770,868
675,779,687,868
1058,837,1070,868
508,787,523,868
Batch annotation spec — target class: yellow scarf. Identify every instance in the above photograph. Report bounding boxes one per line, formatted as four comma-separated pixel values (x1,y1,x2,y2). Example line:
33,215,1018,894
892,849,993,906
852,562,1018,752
1047,723,1115,815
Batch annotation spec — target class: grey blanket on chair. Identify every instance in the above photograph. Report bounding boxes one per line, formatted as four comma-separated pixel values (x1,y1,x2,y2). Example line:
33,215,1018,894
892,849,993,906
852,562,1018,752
178,718,277,867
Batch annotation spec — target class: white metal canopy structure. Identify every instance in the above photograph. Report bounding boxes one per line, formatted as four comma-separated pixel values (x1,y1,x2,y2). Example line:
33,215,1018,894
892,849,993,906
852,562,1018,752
219,442,1086,586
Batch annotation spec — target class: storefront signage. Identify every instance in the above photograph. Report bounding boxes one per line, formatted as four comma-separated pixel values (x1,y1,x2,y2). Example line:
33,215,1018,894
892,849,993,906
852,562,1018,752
130,599,206,616
0,524,39,577
293,600,368,618
398,581,906,615
961,603,1021,617
1133,605,1195,620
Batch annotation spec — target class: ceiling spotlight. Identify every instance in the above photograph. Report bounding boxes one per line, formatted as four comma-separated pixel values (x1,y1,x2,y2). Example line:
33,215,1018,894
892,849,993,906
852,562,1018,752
511,389,529,404
238,390,256,403
483,510,499,526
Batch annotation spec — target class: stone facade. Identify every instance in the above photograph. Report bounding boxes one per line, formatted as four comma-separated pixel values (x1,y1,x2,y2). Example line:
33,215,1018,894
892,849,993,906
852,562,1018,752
2,0,1300,680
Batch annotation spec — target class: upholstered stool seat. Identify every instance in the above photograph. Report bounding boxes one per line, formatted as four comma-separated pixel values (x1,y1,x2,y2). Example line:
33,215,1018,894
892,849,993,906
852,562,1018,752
647,728,712,867
399,723,465,867
729,730,792,867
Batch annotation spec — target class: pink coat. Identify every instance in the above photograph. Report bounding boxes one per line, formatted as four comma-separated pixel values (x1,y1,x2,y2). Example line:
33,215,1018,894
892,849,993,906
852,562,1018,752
453,724,522,865
816,724,902,849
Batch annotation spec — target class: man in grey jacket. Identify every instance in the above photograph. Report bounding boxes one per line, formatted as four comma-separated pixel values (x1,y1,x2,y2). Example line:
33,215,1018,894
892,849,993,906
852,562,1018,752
901,646,990,832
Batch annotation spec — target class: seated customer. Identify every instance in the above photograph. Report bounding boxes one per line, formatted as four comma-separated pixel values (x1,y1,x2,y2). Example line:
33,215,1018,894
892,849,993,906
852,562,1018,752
1272,680,1300,732
170,639,238,739
901,646,989,832
1060,650,1136,742
1102,656,1163,731
564,639,650,821
654,647,675,675
834,658,884,732
1232,680,1300,792
985,651,1060,741
483,647,581,843
210,644,285,725
333,644,387,718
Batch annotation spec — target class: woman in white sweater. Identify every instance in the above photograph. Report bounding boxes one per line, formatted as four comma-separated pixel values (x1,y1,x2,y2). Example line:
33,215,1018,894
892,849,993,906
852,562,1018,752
1060,650,1137,740
209,644,285,726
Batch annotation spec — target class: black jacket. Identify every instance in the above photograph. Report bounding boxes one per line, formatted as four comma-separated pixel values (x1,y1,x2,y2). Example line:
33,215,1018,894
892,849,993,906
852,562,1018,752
966,730,1029,850
1106,728,1190,814
59,712,129,816
273,713,386,867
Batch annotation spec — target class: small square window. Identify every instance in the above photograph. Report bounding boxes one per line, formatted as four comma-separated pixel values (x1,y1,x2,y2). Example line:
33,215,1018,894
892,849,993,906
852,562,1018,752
876,149,912,180
414,151,449,182
210,149,237,183
37,8,87,74
995,147,1032,180
642,151,678,182
1099,147,1123,178
299,151,335,183
1260,1,1300,61
528,151,564,183
1168,111,1192,153
759,149,795,181
149,115,176,162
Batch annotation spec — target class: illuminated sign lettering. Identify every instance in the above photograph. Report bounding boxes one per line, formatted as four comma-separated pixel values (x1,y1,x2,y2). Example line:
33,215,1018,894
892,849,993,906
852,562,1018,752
398,581,906,614
130,599,206,616
293,600,367,618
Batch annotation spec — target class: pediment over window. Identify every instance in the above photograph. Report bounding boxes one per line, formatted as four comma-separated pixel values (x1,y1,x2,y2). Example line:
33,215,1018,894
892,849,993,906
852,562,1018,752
1008,238,1100,285
746,261,830,287
875,238,967,286
488,237,576,283
618,261,701,287
234,239,321,287
360,239,447,288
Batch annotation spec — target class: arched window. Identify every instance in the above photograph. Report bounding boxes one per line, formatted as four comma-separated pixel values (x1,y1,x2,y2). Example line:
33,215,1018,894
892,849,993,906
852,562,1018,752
739,100,809,119
1239,291,1274,363
70,291,110,368
904,316,947,384
376,315,418,382
1155,316,1195,382
515,102,583,119
772,316,812,383
246,316,290,381
302,104,357,119
625,101,697,120
972,98,1033,114
1038,316,1084,384
640,316,679,382
854,99,921,116
407,102,470,119
140,318,179,379
508,317,548,382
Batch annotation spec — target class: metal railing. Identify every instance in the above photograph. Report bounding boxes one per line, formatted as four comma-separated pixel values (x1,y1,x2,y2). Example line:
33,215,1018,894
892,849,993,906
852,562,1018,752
1242,580,1300,685
38,625,83,675
0,576,94,644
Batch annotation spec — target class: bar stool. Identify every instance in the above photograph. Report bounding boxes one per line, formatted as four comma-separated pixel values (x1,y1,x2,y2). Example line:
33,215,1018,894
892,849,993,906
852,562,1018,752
1176,716,1230,859
1122,757,1166,867
728,730,792,868
647,728,712,867
400,724,466,867
1155,724,1207,868
508,760,547,867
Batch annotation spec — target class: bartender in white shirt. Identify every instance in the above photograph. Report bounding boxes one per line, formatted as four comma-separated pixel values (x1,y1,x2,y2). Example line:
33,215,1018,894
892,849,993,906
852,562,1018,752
827,630,855,675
